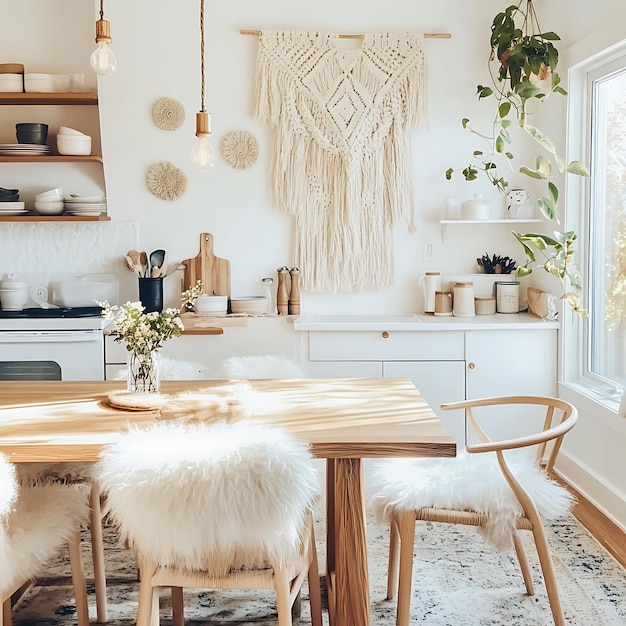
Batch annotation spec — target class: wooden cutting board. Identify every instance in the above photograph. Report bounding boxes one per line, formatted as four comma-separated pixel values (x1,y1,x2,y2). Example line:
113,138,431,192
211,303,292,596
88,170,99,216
182,233,231,296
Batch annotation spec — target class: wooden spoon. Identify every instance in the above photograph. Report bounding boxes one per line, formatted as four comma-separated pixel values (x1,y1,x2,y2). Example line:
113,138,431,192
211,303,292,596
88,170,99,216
139,251,149,278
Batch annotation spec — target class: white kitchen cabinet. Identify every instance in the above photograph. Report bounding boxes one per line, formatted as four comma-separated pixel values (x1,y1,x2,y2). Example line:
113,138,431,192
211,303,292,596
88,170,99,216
105,316,296,379
297,324,558,448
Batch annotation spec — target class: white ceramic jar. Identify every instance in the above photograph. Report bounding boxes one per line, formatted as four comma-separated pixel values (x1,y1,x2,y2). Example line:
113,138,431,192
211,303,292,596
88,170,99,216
461,193,492,220
452,282,475,317
419,271,441,314
495,281,520,313
0,275,28,311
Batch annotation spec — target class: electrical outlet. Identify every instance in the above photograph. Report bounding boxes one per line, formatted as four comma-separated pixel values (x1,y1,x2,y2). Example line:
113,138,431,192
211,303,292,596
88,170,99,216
423,242,433,262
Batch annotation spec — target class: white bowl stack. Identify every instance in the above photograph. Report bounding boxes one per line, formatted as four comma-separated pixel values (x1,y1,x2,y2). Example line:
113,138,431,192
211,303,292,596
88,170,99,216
56,127,91,156
63,194,106,216
34,187,64,215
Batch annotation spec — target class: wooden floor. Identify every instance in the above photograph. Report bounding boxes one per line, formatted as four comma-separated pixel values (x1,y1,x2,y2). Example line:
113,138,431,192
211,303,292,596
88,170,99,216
556,475,626,568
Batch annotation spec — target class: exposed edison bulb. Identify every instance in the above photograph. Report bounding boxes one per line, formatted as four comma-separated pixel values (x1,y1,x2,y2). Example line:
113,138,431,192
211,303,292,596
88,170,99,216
90,41,117,76
190,134,216,171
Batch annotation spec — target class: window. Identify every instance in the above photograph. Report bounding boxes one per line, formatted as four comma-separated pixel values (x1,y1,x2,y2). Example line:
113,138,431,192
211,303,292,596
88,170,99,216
588,61,626,393
565,43,626,405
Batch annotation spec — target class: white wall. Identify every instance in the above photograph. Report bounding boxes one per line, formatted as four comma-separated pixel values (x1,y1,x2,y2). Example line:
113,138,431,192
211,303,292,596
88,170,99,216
2,1,625,527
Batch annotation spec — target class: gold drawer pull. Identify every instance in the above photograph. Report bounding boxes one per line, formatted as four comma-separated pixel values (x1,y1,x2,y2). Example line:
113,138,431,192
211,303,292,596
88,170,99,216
468,362,476,369
382,331,389,339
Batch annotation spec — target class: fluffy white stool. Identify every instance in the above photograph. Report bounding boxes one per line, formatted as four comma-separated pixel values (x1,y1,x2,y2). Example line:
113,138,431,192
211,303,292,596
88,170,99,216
0,455,90,626
96,420,323,626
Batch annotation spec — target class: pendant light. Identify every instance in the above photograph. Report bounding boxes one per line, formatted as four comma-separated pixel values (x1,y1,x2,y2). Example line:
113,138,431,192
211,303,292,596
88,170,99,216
90,0,117,76
190,0,215,171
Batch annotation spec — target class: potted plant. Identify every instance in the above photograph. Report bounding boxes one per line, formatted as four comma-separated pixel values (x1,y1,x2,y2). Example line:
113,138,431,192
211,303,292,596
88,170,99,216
446,1,589,314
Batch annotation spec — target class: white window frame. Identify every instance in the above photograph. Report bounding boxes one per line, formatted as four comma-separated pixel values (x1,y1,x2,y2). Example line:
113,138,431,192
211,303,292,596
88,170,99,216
561,38,626,431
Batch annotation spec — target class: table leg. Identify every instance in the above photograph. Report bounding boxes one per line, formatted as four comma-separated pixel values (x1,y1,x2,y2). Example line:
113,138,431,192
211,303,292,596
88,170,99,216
333,457,370,626
326,459,336,624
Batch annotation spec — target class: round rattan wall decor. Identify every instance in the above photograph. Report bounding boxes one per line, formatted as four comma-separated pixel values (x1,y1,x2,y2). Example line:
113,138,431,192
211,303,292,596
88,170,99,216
146,162,187,201
220,130,259,169
151,97,185,131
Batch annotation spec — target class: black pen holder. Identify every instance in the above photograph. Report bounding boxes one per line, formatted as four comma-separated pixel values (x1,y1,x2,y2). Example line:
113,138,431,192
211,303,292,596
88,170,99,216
138,277,163,313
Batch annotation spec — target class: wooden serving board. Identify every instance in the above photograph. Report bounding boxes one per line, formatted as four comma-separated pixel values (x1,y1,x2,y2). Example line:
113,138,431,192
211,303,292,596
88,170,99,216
182,233,231,296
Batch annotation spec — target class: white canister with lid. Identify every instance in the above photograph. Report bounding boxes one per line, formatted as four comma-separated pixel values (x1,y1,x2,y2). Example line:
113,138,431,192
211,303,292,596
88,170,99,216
452,282,475,317
461,193,492,220
419,271,441,314
495,281,520,313
0,274,28,311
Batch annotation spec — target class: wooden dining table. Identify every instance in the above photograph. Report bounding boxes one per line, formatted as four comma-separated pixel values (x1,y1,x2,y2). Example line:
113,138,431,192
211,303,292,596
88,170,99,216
0,377,455,626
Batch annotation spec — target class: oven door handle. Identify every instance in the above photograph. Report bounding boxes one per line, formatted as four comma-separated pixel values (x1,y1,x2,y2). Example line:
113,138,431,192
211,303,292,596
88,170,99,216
0,331,102,343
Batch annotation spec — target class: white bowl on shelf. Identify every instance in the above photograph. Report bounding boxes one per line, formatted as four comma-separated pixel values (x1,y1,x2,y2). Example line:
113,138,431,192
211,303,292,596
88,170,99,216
0,74,23,92
194,294,228,314
58,126,87,136
34,200,64,215
56,135,91,156
24,73,56,93
35,187,64,202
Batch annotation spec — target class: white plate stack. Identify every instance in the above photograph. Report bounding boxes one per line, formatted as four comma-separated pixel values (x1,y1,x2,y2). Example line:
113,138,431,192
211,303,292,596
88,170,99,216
63,195,106,216
0,201,27,216
0,143,51,156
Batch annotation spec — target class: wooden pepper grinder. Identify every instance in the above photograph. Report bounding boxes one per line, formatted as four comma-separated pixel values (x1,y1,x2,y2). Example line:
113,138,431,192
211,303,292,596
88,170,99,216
277,266,289,315
288,267,300,315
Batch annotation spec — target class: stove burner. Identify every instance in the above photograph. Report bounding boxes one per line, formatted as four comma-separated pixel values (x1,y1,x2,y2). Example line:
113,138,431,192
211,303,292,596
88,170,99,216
0,307,104,319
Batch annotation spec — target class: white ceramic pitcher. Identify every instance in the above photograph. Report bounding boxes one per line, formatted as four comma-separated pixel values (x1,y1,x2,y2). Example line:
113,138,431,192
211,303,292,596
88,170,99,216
419,272,441,314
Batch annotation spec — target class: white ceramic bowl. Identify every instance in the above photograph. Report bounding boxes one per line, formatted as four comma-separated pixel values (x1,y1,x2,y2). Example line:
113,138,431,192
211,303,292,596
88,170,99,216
34,200,64,215
56,135,91,156
24,73,56,93
35,187,64,201
58,126,87,136
194,294,228,314
0,74,23,92
230,296,268,315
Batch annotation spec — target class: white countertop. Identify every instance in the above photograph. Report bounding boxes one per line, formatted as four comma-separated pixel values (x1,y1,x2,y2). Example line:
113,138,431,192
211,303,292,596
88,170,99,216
293,313,559,331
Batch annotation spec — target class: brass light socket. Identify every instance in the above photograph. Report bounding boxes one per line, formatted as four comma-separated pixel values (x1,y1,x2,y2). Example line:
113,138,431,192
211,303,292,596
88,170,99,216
195,111,211,137
95,19,112,44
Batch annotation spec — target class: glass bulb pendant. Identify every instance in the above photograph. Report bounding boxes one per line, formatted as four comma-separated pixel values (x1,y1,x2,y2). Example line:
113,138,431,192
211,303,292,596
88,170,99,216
90,41,117,76
190,134,216,171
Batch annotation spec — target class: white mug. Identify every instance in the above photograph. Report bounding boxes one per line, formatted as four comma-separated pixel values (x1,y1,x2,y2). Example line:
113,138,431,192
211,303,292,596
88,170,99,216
419,272,441,313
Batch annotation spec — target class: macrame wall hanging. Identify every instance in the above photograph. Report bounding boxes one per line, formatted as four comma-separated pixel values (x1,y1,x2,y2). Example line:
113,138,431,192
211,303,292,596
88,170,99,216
254,30,428,293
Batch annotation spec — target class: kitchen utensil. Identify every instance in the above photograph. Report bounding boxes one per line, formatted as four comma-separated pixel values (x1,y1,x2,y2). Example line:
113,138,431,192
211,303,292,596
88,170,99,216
277,267,289,315
127,249,141,274
124,255,141,275
139,251,149,279
419,271,441,314
163,261,184,277
181,233,231,296
149,249,166,277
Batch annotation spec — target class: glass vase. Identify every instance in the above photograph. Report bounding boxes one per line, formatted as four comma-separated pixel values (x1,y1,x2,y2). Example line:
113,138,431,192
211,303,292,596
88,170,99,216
127,349,161,393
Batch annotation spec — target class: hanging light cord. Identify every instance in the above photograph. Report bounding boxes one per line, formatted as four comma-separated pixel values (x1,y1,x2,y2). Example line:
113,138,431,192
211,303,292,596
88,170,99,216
200,0,206,113
99,0,104,21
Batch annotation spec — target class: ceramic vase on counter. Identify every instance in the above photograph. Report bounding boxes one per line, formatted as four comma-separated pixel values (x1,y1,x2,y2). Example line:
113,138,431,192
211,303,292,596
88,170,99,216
127,349,161,393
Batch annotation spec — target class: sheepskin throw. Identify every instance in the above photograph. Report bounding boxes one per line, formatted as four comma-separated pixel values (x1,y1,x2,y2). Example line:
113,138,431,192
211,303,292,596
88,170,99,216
255,30,427,293
96,421,320,577
370,452,574,550
219,354,305,379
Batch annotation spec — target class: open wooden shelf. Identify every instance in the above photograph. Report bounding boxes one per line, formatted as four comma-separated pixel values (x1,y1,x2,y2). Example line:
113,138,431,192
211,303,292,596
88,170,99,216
0,92,98,106
0,213,109,222
0,155,102,163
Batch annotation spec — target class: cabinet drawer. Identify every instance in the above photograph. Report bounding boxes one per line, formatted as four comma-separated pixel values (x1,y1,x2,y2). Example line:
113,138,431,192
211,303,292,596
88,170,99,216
308,331,464,361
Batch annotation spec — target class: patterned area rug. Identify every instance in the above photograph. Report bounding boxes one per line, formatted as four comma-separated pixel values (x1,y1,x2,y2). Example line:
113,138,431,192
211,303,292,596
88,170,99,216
11,508,626,625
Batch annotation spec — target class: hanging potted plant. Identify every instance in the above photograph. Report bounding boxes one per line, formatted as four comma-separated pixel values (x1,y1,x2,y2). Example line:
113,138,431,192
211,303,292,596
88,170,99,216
446,1,589,314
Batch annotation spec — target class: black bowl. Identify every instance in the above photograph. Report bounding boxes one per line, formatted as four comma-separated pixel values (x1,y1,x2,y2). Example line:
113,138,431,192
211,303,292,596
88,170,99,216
0,188,19,196
16,123,48,145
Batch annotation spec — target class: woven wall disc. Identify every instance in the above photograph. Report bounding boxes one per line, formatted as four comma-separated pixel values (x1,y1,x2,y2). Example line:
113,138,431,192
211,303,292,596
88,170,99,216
146,162,187,201
151,97,185,131
220,130,259,169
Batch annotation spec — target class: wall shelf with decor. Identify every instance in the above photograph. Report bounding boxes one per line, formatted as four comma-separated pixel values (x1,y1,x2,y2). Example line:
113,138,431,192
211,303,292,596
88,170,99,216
440,218,543,241
0,90,107,222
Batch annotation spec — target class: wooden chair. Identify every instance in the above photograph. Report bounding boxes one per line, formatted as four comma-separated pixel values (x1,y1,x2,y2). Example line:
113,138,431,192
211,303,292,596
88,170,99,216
0,455,90,626
372,395,578,626
95,420,323,626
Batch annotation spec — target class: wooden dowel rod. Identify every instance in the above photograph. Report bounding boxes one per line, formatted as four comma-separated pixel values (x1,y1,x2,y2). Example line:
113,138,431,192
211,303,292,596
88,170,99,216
240,29,451,39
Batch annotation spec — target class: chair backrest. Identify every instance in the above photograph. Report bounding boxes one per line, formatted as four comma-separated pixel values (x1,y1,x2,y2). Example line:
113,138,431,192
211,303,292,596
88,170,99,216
218,354,305,379
96,420,319,577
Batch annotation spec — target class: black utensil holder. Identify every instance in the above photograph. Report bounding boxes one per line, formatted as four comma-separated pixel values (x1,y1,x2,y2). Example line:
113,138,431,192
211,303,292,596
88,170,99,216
138,277,163,313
